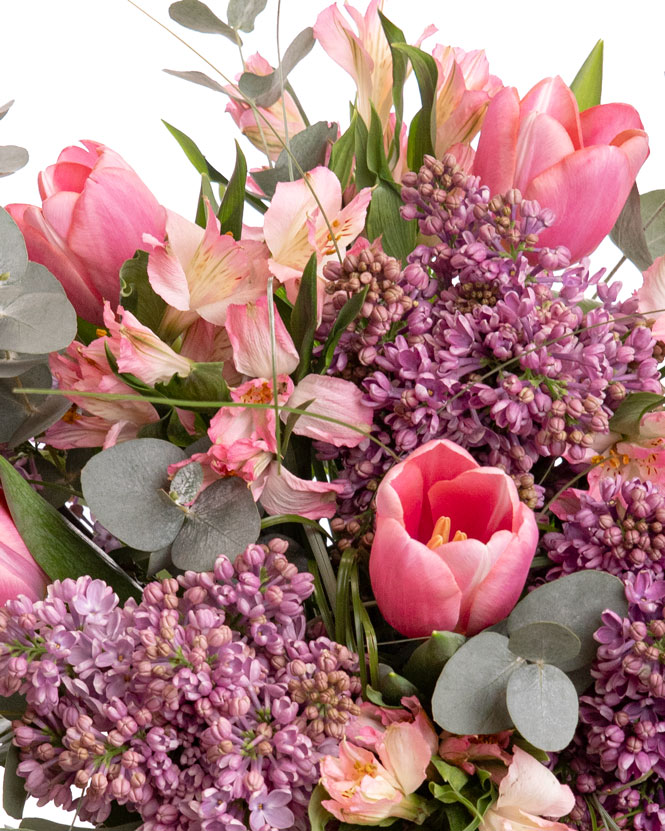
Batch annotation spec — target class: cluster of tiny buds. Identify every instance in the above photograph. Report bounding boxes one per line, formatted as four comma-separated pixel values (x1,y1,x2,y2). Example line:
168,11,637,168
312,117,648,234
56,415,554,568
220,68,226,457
330,515,375,558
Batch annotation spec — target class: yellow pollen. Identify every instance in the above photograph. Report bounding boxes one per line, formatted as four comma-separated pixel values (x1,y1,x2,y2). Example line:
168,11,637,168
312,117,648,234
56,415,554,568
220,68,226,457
427,515,468,550
353,761,377,776
62,405,81,424
95,328,108,337
240,382,273,404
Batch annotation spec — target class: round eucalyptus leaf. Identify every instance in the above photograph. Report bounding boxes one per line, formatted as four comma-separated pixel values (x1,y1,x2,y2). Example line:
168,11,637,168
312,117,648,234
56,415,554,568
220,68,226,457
9,392,71,447
0,352,50,377
506,662,579,752
508,621,581,667
0,207,27,282
0,363,54,443
0,261,77,353
171,476,261,572
507,571,628,672
81,439,187,551
0,144,29,176
169,461,203,506
432,632,522,735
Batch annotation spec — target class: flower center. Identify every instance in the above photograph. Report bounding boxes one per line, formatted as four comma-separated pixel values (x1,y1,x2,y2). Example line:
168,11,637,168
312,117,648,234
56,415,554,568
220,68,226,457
426,515,468,550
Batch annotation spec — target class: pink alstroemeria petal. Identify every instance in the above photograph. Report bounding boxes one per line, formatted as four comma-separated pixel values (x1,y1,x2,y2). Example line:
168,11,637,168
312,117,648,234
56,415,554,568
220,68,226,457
637,255,665,340
226,297,299,379
379,723,432,797
259,462,344,519
286,374,373,447
497,747,575,819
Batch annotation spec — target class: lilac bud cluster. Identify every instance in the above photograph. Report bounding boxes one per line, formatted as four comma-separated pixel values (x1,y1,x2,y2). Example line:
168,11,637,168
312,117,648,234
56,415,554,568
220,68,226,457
555,571,665,830
316,240,414,382
0,539,361,831
319,154,660,516
545,477,665,581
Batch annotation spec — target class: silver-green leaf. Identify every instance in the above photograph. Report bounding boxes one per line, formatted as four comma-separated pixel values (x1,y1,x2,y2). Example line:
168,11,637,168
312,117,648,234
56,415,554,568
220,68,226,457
0,145,29,177
227,0,268,32
508,621,581,667
238,27,315,108
0,206,27,282
506,662,579,751
169,461,204,506
163,69,226,94
169,0,238,41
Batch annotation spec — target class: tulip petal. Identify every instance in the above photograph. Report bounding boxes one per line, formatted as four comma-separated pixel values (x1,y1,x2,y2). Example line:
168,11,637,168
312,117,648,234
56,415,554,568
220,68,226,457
472,86,520,195
286,374,373,447
580,102,645,147
525,145,636,262
370,517,462,637
226,297,299,378
519,76,582,149
259,461,343,519
513,112,575,195
497,747,575,819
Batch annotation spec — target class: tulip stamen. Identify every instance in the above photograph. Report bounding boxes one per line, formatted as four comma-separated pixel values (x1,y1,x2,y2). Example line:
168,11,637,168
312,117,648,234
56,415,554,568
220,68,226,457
426,515,468,550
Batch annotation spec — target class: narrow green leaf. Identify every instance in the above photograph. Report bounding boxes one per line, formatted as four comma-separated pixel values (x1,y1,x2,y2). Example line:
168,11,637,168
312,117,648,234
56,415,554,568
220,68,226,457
378,11,408,168
353,116,376,191
318,286,369,373
290,253,318,381
196,172,220,228
392,43,438,169
162,120,225,180
608,391,664,436
570,40,603,112
119,251,166,334
3,744,25,820
367,105,394,184
366,181,417,262
0,456,141,602
218,141,247,239
329,115,357,191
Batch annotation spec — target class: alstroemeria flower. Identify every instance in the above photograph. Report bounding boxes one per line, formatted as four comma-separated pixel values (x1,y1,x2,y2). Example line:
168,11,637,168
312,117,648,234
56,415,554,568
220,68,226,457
472,76,649,262
263,166,371,297
143,201,270,332
637,254,665,340
432,45,502,159
369,439,539,637
102,302,193,386
225,53,307,161
479,747,574,831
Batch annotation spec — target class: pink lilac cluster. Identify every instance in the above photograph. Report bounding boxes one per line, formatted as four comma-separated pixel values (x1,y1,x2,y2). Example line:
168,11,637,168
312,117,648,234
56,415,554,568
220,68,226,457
318,153,660,516
0,539,360,831
545,477,665,581
555,571,665,830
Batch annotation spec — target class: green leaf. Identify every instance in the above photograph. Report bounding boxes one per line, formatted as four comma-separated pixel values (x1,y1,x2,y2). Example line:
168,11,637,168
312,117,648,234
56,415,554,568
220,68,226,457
253,121,338,198
642,189,665,260
378,12,408,168
329,115,357,192
238,28,315,108
158,362,230,411
3,744,26,820
366,105,393,183
0,146,28,178
290,253,318,382
169,461,203,505
432,632,521,735
506,662,579,751
162,120,225,181
570,39,603,112
308,784,333,831
353,116,376,191
507,571,628,672
430,757,469,793
0,364,69,446
0,207,27,281
0,261,76,354
226,0,267,32
317,286,369,373
218,141,247,239
366,181,417,262
402,630,466,695
162,68,226,94
392,43,438,170
80,438,187,551
378,667,419,705
0,692,27,720
119,251,166,334
608,391,664,436
508,621,581,667
0,455,141,602
171,477,261,571
196,172,220,228
168,0,238,41
609,183,653,272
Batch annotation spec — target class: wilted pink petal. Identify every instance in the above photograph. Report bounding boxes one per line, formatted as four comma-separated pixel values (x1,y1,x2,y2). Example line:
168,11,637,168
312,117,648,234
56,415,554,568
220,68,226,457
286,374,373,447
226,297,299,379
259,462,343,519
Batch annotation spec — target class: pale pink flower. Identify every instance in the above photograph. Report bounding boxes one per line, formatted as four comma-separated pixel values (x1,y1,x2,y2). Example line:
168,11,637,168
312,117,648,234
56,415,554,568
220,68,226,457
432,45,502,158
0,491,48,606
480,747,574,831
225,53,307,161
319,718,433,824
143,201,270,332
636,254,665,340
263,166,371,299
6,140,166,325
102,302,193,386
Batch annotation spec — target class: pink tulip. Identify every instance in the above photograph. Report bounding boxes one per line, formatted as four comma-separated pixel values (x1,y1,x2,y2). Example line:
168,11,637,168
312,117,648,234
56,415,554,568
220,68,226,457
472,77,649,262
479,747,574,831
6,140,166,324
637,254,665,340
369,439,538,637
0,491,48,606
320,717,434,825
432,45,502,159
225,53,307,161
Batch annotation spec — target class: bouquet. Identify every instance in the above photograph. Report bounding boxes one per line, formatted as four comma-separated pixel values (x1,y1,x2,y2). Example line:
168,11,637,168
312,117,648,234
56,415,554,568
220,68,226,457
1,2,664,830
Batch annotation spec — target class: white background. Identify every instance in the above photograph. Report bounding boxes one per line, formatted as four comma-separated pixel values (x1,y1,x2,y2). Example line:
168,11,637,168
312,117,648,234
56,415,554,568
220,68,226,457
0,0,663,824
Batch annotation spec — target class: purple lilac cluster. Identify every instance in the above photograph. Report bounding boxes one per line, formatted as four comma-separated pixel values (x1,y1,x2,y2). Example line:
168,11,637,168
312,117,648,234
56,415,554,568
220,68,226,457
545,477,665,581
0,539,360,831
556,571,665,830
319,154,660,516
